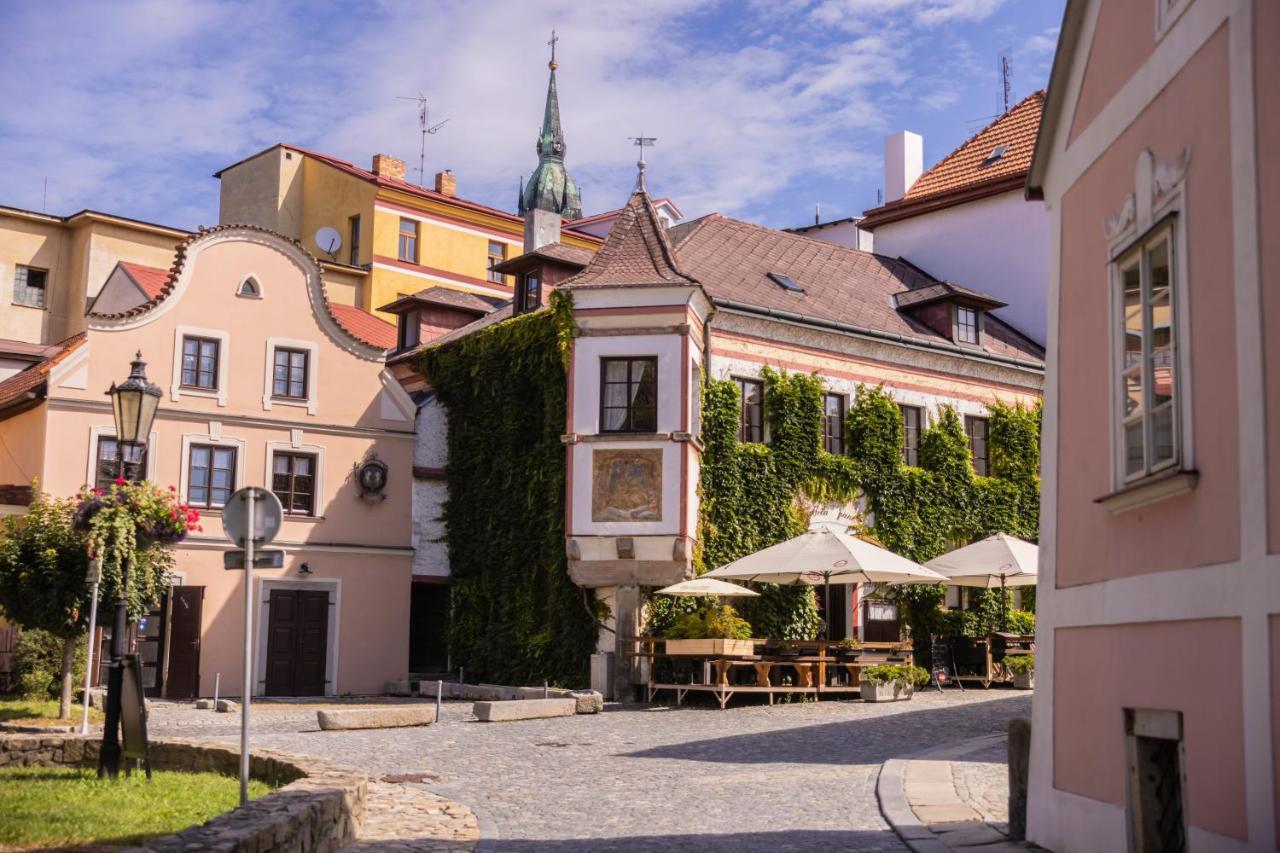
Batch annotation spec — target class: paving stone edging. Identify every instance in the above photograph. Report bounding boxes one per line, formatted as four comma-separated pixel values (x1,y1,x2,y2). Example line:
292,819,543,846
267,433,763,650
876,732,1007,853
0,733,367,852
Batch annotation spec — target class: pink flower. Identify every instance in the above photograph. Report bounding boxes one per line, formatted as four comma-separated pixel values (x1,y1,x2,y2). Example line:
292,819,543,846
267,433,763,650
168,485,176,492
114,477,126,485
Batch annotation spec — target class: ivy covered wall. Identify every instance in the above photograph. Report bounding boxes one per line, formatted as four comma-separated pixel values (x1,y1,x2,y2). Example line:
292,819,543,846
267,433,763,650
415,295,596,688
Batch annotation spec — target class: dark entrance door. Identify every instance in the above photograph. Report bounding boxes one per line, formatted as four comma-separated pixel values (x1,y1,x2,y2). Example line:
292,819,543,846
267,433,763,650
817,584,850,639
265,589,329,696
165,586,203,700
409,582,449,674
862,599,901,643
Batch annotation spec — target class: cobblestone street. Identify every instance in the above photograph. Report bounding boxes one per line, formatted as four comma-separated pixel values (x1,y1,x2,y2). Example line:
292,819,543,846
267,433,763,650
149,691,1028,851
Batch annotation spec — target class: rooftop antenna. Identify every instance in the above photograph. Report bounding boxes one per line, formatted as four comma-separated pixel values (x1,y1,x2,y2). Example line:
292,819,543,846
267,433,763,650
395,93,449,185
999,49,1013,113
814,203,821,226
628,134,657,191
877,188,883,206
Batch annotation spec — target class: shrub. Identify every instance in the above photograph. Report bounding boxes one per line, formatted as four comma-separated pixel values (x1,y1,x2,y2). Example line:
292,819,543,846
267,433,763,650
834,636,861,651
907,665,931,687
860,665,905,685
1006,654,1035,676
663,604,752,640
12,629,86,700
1005,609,1036,635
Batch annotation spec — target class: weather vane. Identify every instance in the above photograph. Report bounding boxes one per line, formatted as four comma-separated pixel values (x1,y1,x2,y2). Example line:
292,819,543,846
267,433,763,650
548,28,559,70
629,134,657,191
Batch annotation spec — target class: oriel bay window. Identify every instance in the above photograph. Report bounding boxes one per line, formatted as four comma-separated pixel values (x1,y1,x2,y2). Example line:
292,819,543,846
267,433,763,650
600,357,657,432
822,393,845,455
736,377,764,443
272,452,317,515
180,335,219,390
94,437,146,490
273,347,309,399
1117,224,1179,481
188,445,236,509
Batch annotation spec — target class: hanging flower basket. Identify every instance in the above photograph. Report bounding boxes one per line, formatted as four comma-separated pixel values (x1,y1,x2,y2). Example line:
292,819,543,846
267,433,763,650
74,479,201,548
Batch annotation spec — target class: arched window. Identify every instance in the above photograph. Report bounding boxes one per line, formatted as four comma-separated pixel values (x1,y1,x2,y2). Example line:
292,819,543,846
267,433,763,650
237,277,261,298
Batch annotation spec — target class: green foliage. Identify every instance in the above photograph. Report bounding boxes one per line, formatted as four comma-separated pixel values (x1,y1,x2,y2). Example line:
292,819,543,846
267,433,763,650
907,665,932,687
0,493,92,641
12,629,86,701
699,375,1040,668
1006,653,1035,675
861,665,905,685
1006,609,1036,635
416,293,596,688
834,636,862,651
663,603,752,640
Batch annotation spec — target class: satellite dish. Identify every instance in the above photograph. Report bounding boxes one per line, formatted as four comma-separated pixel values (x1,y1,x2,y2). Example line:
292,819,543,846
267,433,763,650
315,226,342,257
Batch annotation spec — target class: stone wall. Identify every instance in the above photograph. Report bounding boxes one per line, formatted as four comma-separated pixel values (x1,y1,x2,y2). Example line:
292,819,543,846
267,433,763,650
0,734,367,852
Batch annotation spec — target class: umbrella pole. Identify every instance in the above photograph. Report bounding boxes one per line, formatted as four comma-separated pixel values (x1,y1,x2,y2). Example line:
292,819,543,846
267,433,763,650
824,576,831,641
1000,574,1008,633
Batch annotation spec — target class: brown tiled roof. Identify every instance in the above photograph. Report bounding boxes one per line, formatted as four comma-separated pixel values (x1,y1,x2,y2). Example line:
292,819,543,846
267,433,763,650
861,91,1045,229
0,333,86,416
328,303,397,349
561,192,696,289
490,242,595,274
118,261,170,299
667,215,1042,363
378,286,499,316
892,280,1006,310
567,197,684,228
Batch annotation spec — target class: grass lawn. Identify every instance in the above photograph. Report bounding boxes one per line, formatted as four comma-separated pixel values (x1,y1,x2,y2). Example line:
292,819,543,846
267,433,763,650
0,766,274,849
0,698,103,727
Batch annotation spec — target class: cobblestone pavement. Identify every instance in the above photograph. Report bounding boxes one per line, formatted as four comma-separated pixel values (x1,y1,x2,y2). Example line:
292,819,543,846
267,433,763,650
951,739,1009,824
149,691,1030,852
340,781,481,852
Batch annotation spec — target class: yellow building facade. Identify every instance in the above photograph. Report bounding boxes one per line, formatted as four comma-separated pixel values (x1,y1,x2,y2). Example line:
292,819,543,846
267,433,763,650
216,145,601,322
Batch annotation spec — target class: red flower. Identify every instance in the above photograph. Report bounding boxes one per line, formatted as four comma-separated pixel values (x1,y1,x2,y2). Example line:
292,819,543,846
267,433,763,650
114,477,126,485
168,485,177,491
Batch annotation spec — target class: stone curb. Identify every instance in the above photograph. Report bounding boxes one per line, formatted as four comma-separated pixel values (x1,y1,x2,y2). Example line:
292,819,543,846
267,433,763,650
875,733,1006,853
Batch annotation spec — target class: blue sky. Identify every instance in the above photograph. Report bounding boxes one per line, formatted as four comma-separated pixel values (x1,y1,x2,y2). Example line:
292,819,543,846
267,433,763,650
0,0,1063,231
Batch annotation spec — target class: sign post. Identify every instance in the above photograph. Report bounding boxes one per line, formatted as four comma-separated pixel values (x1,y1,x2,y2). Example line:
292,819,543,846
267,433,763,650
222,486,283,807
81,557,102,736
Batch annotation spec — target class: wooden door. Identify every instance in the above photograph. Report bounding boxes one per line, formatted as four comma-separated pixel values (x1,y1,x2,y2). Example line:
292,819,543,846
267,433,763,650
265,589,329,696
165,586,203,699
409,582,449,673
862,599,901,643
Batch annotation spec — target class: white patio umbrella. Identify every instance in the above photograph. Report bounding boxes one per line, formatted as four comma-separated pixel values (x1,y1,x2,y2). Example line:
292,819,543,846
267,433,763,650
656,578,760,597
924,533,1038,631
703,526,946,638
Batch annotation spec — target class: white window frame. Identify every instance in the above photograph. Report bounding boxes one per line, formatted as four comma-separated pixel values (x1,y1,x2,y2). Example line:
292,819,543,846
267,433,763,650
171,326,230,406
178,431,246,512
254,577,340,697
265,438,326,519
263,338,318,415
85,425,158,487
236,275,264,299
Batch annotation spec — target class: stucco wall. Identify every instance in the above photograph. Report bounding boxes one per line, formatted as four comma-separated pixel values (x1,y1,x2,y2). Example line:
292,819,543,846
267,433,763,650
1256,0,1280,555
0,405,45,486
1067,0,1158,146
869,190,1049,344
0,214,63,343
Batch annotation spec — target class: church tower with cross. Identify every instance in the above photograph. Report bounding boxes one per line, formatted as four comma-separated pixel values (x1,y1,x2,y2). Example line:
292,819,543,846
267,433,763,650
519,31,583,222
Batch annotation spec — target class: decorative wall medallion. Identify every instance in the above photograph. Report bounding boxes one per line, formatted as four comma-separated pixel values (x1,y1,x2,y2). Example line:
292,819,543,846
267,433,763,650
592,449,662,522
357,457,389,502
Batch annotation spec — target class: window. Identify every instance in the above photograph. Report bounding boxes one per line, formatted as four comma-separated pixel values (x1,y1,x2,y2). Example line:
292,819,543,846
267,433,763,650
13,265,47,308
94,437,146,491
736,378,764,443
955,305,979,344
236,278,260,298
398,217,418,263
272,452,317,516
516,272,541,314
965,415,989,476
822,393,845,455
600,357,658,432
272,347,309,399
487,241,506,283
900,404,923,466
767,272,804,293
180,336,219,390
1125,709,1186,852
348,215,361,266
397,311,420,351
1117,226,1178,481
187,444,236,508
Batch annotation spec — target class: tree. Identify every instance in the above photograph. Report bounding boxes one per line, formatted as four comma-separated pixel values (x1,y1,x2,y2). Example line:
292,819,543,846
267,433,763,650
0,492,91,719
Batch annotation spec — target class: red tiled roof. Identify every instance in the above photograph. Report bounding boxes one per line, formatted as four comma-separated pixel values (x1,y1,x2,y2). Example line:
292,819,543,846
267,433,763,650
568,197,683,228
861,91,1045,229
118,261,171,299
490,242,595,275
665,214,1043,363
0,333,86,415
378,285,501,316
562,192,696,289
328,303,397,349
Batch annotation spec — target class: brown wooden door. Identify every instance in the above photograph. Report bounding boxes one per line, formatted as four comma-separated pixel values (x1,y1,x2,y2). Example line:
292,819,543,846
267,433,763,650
265,589,329,696
862,599,901,643
165,586,203,699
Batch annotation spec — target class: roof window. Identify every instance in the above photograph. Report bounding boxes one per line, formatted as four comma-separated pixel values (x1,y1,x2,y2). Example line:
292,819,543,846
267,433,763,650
767,272,805,293
982,145,1008,166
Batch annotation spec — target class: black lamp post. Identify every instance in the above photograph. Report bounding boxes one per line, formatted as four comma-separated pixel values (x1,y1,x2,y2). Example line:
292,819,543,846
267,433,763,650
98,352,161,779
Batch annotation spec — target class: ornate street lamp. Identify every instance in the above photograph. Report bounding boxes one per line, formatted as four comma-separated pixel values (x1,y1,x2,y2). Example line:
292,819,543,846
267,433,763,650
98,352,161,778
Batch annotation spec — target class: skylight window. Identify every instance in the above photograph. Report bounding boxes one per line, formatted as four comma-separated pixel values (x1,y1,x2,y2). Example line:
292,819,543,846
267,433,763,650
767,272,805,293
982,145,1008,165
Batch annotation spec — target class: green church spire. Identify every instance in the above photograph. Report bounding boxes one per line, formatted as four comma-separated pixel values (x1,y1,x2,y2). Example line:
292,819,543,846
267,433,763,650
520,30,582,221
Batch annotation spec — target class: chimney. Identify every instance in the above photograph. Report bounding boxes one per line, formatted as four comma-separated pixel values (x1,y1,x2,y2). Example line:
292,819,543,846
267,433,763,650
371,154,405,181
524,208,561,252
434,170,456,197
884,131,924,203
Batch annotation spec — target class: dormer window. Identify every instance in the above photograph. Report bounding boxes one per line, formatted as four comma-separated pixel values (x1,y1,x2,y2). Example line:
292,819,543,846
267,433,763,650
397,309,421,351
237,277,261,298
955,305,980,344
515,272,541,315
982,145,1008,166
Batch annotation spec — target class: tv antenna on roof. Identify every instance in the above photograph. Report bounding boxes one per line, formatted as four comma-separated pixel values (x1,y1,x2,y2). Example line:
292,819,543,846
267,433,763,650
998,49,1013,113
396,93,450,185
628,134,657,191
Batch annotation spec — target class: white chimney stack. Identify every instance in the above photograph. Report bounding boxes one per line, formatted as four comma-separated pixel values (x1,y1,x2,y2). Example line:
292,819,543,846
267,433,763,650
884,131,924,203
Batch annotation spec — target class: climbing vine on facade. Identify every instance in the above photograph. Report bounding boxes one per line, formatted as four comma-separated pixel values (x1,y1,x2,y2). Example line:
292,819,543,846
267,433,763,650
416,293,597,688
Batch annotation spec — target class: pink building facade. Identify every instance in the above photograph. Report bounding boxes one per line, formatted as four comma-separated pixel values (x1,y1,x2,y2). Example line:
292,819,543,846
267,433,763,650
0,225,414,698
1027,0,1278,849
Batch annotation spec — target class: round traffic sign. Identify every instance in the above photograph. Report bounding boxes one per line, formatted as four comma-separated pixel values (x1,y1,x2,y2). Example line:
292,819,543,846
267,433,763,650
222,487,284,547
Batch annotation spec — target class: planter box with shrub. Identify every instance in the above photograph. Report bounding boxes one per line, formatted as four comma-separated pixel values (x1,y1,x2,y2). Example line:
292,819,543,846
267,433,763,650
664,638,756,657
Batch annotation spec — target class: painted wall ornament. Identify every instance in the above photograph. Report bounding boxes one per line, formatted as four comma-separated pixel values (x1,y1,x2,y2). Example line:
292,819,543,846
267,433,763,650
592,449,662,522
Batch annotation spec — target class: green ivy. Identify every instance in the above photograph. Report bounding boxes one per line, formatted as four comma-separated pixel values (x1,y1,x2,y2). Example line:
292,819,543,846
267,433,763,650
699,374,1040,666
415,293,596,688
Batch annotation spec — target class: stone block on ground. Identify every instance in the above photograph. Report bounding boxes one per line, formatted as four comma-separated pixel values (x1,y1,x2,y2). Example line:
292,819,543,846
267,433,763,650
458,683,505,701
569,690,604,714
317,707,436,731
215,699,238,713
194,699,212,710
472,698,576,722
